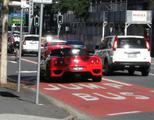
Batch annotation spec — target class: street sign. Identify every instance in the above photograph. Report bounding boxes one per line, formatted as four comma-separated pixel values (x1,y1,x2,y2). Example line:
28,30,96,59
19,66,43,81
21,0,28,8
33,0,52,4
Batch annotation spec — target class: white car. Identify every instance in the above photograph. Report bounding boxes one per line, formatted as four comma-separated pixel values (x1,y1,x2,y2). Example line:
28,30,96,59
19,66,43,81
95,35,151,76
22,34,39,56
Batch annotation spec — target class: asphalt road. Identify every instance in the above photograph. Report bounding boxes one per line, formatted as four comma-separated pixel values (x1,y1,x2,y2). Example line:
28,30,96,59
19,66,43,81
7,54,154,120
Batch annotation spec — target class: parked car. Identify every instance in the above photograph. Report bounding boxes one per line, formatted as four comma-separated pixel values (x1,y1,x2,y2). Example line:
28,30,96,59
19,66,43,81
95,35,151,76
22,34,39,56
13,34,20,42
40,46,102,82
7,32,15,53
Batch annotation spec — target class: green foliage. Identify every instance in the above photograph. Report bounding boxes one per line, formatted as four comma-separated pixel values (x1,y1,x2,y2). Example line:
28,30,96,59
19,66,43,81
55,0,91,19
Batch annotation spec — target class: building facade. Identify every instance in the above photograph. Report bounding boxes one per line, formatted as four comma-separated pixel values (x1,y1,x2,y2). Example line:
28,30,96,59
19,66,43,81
61,0,154,56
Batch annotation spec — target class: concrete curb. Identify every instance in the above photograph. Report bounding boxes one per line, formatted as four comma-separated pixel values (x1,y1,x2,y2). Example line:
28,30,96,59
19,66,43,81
27,86,92,120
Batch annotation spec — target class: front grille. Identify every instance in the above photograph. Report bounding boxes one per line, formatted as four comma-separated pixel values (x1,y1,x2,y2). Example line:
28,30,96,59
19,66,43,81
54,70,62,74
93,69,101,73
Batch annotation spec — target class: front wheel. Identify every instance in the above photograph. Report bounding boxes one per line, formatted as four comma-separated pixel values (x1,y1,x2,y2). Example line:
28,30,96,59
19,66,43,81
141,69,149,76
128,69,135,75
103,61,112,76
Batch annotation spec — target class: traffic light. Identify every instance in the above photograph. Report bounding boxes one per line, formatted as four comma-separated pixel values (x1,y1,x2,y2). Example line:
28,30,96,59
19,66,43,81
57,14,63,24
34,15,39,27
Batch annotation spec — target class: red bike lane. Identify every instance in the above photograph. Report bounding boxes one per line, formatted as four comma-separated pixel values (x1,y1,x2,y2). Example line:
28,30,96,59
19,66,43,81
33,78,154,118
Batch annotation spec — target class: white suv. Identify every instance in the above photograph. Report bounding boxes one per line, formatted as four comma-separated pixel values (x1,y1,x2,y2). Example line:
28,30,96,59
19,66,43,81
95,35,151,76
22,34,39,56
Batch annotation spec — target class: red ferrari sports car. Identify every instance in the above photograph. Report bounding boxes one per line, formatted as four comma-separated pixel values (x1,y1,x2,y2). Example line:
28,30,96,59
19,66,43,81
40,46,103,82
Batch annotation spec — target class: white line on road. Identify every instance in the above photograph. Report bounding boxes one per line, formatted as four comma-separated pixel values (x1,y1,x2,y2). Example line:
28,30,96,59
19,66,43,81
102,78,132,86
16,71,37,74
21,58,37,64
149,73,154,76
8,61,18,64
107,111,141,116
150,90,154,92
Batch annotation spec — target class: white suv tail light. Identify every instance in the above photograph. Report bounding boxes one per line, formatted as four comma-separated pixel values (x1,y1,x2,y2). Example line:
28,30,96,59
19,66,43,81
112,36,118,51
144,37,151,51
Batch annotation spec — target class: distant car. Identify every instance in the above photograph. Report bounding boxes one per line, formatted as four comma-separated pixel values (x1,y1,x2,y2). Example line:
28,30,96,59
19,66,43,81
95,35,151,76
7,32,15,53
22,34,39,56
40,46,102,82
13,34,20,42
65,39,85,48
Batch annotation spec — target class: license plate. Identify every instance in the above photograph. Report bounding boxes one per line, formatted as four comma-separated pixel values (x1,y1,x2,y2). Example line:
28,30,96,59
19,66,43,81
73,67,83,71
128,54,137,58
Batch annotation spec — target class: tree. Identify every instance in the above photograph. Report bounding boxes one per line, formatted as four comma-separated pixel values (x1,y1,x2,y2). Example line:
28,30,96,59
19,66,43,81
55,0,91,19
0,0,9,84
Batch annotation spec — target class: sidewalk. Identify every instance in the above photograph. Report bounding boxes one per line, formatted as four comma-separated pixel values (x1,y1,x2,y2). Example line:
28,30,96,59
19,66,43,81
0,86,75,120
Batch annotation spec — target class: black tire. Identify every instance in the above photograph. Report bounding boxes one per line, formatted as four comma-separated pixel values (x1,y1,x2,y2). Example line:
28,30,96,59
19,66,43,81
21,51,24,56
103,60,112,76
46,62,51,82
93,76,102,82
141,69,149,76
128,69,135,75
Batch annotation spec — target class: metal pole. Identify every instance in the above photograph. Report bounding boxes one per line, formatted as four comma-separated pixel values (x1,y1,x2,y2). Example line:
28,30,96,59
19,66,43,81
17,8,23,92
36,3,43,104
57,23,61,36
101,12,107,42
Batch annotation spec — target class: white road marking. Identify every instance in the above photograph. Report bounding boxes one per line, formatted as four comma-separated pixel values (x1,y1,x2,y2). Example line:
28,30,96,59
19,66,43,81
102,78,132,86
108,111,141,116
9,56,37,64
150,90,154,92
8,61,17,64
21,58,37,64
16,71,37,73
149,73,154,76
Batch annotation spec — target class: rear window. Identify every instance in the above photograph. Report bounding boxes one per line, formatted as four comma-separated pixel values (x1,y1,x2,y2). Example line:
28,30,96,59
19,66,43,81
25,36,39,41
117,38,146,48
50,48,89,57
66,40,84,45
47,42,66,46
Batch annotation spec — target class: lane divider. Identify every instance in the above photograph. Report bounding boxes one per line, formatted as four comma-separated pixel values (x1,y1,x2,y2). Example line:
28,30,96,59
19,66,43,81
16,71,37,74
102,78,132,86
21,58,37,64
107,111,141,116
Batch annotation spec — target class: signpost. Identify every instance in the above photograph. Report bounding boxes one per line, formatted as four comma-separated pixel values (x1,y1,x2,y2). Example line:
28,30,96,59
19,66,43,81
28,0,33,33
57,12,63,36
18,0,28,92
33,0,52,104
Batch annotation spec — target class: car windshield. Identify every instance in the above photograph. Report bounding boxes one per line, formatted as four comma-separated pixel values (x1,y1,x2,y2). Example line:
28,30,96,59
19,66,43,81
25,36,39,41
117,38,146,48
50,48,89,57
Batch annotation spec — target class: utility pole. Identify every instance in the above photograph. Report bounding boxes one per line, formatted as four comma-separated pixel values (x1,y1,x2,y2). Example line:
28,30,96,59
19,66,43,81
0,0,9,84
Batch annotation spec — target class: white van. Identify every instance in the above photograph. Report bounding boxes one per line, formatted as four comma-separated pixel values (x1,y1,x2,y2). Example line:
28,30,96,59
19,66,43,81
95,35,151,76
